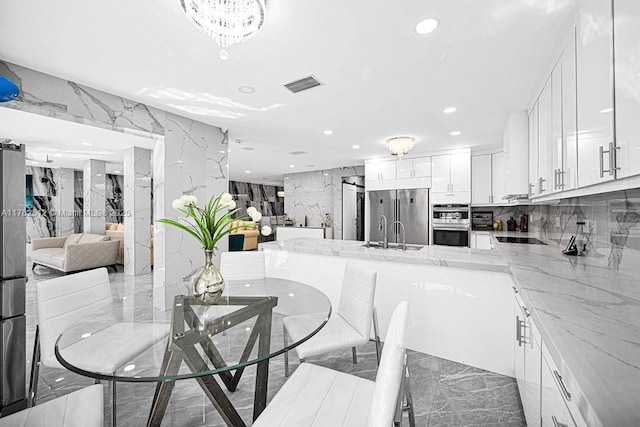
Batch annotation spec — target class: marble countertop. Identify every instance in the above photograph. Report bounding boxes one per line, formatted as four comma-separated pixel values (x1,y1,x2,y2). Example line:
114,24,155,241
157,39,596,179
263,235,640,426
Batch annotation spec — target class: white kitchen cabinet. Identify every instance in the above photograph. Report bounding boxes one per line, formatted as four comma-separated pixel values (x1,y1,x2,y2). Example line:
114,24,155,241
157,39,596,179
396,157,431,179
503,111,529,198
472,155,492,204
551,62,564,193
515,291,542,427
613,0,640,179
562,28,579,191
541,352,577,427
470,232,492,250
576,0,616,187
529,103,539,196
492,152,505,203
538,78,553,196
432,152,471,202
365,160,396,182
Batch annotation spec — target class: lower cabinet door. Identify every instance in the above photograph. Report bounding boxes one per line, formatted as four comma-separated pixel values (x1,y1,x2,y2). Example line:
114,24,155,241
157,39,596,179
523,323,542,427
541,353,576,427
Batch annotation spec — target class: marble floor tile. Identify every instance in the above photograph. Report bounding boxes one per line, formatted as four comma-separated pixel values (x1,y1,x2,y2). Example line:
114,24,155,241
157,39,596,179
25,264,525,426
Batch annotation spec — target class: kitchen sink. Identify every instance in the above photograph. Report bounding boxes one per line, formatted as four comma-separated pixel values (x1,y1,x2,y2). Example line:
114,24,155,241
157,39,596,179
362,242,424,251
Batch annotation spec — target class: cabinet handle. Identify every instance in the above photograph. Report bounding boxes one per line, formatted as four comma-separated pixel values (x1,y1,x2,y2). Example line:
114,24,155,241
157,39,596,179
553,370,572,401
600,143,618,178
516,315,522,346
552,416,569,427
539,177,546,193
553,169,558,190
558,170,565,189
528,183,534,197
512,286,519,294
599,145,606,178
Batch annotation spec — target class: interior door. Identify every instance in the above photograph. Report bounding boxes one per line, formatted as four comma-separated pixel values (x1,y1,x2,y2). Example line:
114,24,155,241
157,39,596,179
368,190,396,244
397,189,429,245
342,183,357,241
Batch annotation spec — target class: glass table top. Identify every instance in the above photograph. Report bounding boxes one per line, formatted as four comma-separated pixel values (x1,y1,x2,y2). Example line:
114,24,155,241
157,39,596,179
54,277,331,382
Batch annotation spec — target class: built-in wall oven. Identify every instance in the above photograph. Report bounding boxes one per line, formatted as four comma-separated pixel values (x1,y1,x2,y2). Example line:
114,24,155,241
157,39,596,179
432,204,470,247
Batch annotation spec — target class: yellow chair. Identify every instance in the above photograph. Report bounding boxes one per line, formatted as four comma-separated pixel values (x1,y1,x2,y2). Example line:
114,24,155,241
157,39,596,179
229,220,259,251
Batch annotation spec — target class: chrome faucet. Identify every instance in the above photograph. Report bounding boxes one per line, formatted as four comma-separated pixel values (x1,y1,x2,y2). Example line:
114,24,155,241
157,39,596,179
391,221,406,251
378,215,388,249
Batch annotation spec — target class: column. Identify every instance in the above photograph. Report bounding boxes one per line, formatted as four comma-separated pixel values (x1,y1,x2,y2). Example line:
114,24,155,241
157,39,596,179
57,167,75,236
124,147,152,275
153,113,228,310
83,159,106,234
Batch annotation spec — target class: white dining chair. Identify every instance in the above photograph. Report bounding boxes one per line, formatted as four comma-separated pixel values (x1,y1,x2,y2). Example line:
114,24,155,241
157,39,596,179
253,301,415,427
220,251,266,280
30,268,168,426
282,260,381,376
0,385,103,427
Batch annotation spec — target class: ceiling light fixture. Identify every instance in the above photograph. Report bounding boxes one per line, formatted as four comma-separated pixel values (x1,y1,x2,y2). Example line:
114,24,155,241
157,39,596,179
386,136,416,158
82,142,92,146
443,107,457,114
352,145,360,149
238,86,255,94
245,170,251,174
450,131,461,136
323,130,333,135
415,18,439,35
599,107,613,114
180,0,266,58
289,164,295,168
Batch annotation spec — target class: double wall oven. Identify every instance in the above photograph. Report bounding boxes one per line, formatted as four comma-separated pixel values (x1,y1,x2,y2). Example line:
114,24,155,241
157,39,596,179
432,204,470,247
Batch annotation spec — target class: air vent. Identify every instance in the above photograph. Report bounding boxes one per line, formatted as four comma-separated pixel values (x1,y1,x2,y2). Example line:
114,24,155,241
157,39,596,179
283,76,322,93
288,151,308,155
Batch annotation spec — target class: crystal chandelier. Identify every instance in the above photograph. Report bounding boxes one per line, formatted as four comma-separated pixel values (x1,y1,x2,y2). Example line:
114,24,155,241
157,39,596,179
386,136,416,158
180,0,266,52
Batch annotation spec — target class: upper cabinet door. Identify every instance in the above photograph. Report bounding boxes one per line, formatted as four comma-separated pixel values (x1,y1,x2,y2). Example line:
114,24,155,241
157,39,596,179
614,0,640,179
492,152,505,203
472,155,492,204
529,104,540,195
431,155,450,193
576,0,616,186
378,160,397,181
450,152,471,192
412,157,431,178
563,27,579,191
551,62,564,193
365,162,381,181
538,79,553,195
396,159,413,179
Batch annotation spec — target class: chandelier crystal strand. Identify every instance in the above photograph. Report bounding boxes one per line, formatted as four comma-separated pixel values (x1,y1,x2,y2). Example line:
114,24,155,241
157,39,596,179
386,136,416,158
181,0,266,49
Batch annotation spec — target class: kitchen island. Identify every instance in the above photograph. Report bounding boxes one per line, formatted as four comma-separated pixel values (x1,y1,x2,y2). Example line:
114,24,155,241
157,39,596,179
261,235,640,427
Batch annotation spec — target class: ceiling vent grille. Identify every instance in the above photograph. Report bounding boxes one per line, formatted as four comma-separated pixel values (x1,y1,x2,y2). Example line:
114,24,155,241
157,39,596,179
288,151,308,155
283,76,322,93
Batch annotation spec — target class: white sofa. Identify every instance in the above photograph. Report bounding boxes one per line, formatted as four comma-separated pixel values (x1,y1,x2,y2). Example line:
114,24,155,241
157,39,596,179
31,233,120,274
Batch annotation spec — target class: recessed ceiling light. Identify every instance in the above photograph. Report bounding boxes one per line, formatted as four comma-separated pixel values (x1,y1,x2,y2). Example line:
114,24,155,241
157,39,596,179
352,145,360,149
285,177,290,180
114,170,121,174
450,131,461,136
600,107,613,114
238,86,255,94
415,18,439,35
82,142,92,146
443,107,457,114
324,173,329,176
219,150,226,154
245,170,251,174
323,130,333,135
289,164,295,168
219,50,229,61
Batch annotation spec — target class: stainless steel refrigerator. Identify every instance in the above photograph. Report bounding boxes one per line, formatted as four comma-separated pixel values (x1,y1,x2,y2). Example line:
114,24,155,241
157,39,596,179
0,143,26,416
368,189,429,245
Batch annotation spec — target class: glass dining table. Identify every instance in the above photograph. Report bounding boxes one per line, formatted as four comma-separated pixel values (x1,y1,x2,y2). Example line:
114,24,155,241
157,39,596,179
54,277,332,427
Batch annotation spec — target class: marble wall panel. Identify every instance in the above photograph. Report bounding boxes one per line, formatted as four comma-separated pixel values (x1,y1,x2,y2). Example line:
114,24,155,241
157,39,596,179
83,159,106,234
57,168,75,236
153,113,228,310
0,61,165,137
26,167,57,240
124,147,152,275
74,170,83,233
230,181,284,217
105,174,124,223
283,165,364,237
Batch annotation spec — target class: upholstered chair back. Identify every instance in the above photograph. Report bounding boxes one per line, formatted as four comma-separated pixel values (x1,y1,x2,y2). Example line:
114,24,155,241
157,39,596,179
36,268,113,366
368,301,409,426
337,261,377,339
220,251,266,280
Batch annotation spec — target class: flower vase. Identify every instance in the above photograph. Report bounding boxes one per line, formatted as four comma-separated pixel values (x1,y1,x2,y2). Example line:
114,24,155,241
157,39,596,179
192,249,224,305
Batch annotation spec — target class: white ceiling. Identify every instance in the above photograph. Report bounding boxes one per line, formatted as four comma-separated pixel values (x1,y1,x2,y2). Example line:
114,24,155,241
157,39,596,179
0,107,156,174
0,0,578,183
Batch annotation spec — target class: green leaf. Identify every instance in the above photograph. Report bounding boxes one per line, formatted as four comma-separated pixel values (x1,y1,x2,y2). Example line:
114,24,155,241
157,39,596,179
156,218,205,245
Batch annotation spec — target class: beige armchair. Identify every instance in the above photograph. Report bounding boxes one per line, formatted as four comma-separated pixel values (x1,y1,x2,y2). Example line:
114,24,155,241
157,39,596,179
105,222,124,264
31,233,119,274
229,220,259,251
